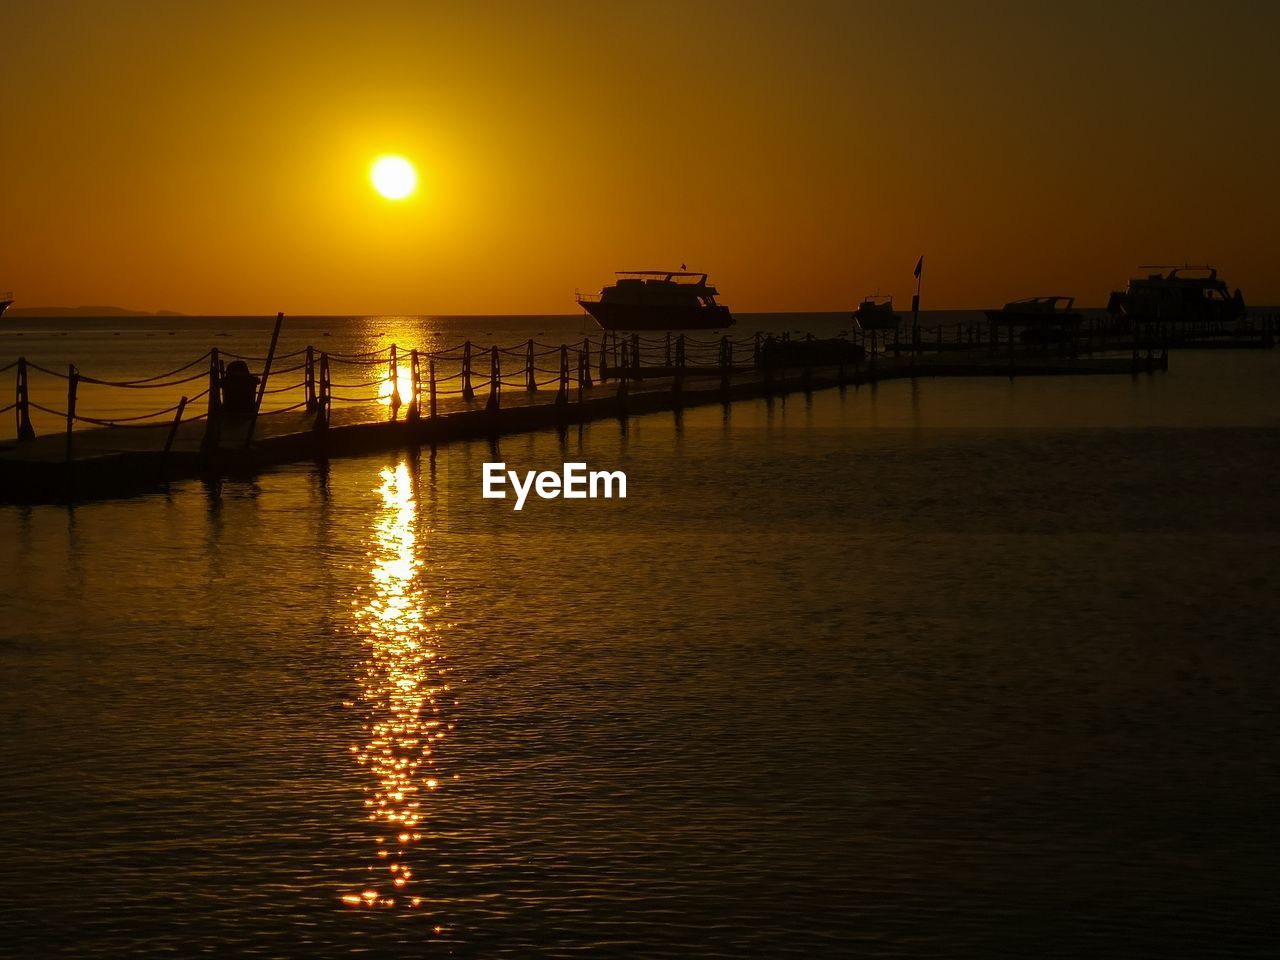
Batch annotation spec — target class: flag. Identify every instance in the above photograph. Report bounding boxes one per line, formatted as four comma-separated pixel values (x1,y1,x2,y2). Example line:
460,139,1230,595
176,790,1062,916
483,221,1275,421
913,255,924,279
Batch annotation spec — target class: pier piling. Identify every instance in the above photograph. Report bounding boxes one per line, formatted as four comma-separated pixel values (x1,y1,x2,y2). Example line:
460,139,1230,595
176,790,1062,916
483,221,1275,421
65,365,78,464
428,358,438,419
388,343,401,420
556,344,569,407
314,352,330,431
245,312,284,446
201,349,222,457
305,345,317,413
15,357,36,441
409,349,421,421
486,345,500,413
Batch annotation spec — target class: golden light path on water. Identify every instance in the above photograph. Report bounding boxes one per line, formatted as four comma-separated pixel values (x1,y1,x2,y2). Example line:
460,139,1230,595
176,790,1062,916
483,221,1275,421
377,368,415,407
342,461,455,912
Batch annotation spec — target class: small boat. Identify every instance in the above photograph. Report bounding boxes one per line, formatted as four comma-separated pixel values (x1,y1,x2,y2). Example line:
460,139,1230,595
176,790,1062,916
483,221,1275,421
0,293,13,318
576,271,733,331
985,295,1081,325
1106,265,1246,325
852,294,899,332
985,296,1082,343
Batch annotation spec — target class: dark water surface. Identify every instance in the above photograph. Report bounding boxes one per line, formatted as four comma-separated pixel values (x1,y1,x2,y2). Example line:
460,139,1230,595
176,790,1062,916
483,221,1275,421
2,351,1279,957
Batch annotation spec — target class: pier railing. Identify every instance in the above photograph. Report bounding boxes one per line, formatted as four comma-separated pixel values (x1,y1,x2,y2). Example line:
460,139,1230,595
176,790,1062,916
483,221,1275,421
5,312,1276,448
4,331,766,446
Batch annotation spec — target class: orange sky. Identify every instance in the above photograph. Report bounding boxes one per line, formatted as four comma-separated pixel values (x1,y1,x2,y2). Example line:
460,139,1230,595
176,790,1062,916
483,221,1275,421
1,0,1277,314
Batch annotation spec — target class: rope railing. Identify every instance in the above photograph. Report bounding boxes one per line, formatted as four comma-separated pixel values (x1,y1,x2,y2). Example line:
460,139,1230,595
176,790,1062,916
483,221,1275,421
15,315,1213,447
77,367,210,389
221,347,307,363
25,352,214,385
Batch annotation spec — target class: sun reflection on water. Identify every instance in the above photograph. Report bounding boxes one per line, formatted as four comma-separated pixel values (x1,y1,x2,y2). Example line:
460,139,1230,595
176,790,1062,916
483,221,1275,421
377,368,415,407
342,461,454,911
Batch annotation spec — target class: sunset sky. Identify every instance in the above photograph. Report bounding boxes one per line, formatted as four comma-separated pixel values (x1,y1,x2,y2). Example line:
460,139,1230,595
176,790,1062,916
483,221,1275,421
1,0,1277,314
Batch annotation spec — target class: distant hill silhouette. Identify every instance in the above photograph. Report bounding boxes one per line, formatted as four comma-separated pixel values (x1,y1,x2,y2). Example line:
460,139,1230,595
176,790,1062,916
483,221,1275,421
6,305,186,317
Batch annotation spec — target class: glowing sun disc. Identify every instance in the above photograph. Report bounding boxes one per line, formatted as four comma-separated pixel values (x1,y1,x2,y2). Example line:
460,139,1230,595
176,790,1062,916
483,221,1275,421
371,156,417,200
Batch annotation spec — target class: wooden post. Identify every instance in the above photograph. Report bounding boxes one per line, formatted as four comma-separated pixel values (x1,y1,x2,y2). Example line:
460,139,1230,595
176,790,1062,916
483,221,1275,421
526,339,537,392
720,336,731,394
65,364,78,464
486,345,500,412
675,334,686,389
202,348,222,456
616,332,629,405
911,255,923,354
428,358,438,418
580,338,593,388
408,349,421,421
462,341,474,401
666,332,673,368
15,357,36,441
387,343,402,420
304,345,316,413
599,336,608,382
556,344,569,406
316,352,330,431
163,396,188,459
245,311,284,447
631,333,640,377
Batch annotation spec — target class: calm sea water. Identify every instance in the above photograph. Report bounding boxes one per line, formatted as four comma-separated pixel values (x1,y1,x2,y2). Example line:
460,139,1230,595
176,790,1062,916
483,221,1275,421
1,319,1279,957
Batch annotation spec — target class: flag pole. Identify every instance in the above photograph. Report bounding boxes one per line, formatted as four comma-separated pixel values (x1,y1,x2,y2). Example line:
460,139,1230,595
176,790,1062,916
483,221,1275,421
911,255,923,353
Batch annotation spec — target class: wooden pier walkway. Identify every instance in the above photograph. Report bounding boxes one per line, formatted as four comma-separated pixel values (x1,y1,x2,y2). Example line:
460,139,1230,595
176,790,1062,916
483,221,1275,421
0,322,1165,503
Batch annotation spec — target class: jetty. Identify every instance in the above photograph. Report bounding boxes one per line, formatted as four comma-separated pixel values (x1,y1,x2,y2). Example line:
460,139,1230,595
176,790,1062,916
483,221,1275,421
0,313,1218,503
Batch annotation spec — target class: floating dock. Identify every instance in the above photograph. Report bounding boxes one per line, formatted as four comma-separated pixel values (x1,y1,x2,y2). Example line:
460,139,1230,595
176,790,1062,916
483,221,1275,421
0,320,1204,503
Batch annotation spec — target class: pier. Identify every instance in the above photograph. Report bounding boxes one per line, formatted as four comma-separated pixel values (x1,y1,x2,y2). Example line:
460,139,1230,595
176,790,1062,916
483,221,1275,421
0,313,1233,503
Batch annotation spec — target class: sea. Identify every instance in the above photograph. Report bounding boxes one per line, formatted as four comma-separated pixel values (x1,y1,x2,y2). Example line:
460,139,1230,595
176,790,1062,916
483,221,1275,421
1,313,1278,958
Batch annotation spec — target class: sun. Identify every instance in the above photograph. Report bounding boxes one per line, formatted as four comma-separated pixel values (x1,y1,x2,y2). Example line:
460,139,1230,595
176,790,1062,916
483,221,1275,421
371,156,417,200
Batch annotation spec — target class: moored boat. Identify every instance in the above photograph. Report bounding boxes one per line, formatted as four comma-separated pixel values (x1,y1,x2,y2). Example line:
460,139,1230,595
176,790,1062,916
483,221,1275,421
1106,265,1246,325
576,271,734,330
852,294,899,332
985,295,1082,343
985,295,1081,326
